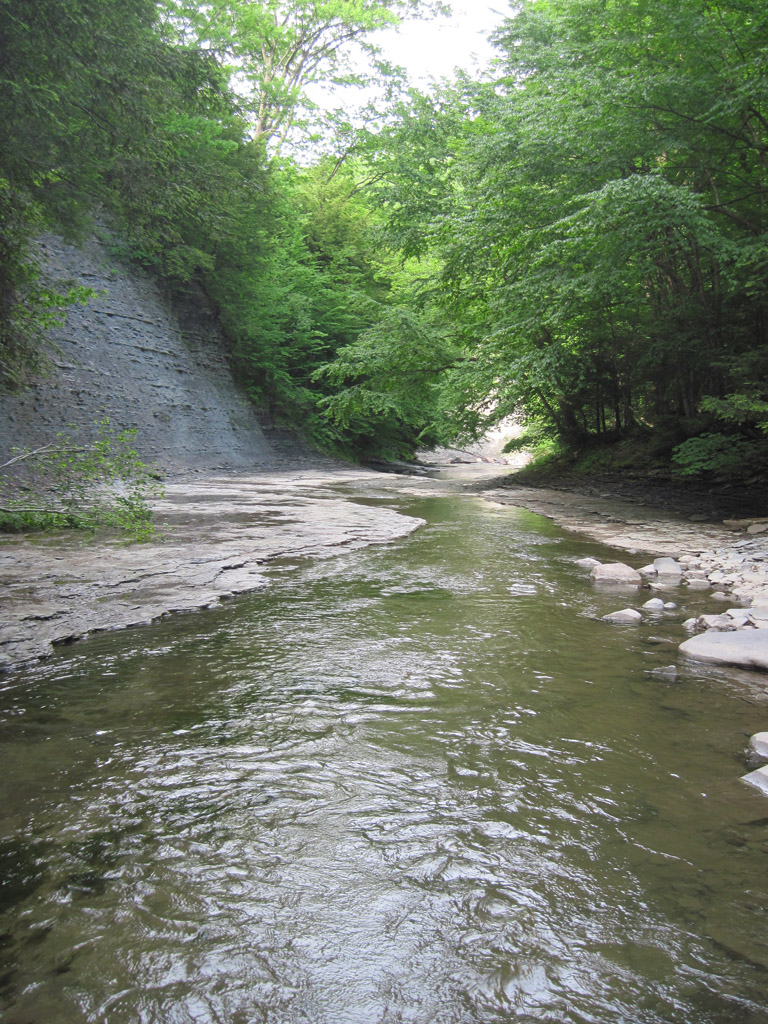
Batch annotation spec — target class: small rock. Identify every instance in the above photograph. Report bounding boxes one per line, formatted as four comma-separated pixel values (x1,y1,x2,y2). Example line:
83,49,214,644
639,564,658,577
642,598,666,611
648,665,679,681
711,591,730,601
748,732,768,760
747,523,768,535
723,518,755,531
686,579,712,590
591,563,642,585
682,617,699,631
576,557,602,569
663,602,678,610
603,608,643,623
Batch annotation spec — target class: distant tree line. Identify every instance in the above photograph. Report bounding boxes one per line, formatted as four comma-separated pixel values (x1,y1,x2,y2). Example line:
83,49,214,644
2,0,766,478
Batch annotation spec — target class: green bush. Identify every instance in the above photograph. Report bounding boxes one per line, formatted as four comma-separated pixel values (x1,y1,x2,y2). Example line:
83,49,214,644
0,420,163,540
671,432,766,480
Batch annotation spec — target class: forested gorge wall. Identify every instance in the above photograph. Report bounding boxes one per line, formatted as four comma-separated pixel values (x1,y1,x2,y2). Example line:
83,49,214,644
0,235,284,473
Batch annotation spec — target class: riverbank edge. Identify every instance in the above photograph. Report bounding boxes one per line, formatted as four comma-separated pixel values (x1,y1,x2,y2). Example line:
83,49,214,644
480,478,768,612
0,468,426,675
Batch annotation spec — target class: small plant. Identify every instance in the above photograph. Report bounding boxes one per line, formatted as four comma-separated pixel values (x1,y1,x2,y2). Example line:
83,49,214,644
0,420,163,540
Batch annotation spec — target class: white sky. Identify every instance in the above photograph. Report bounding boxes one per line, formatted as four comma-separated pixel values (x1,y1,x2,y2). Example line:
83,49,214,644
375,2,507,83
304,3,508,122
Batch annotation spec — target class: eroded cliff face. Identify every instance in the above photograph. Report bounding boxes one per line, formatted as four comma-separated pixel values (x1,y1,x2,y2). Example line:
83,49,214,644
0,234,281,472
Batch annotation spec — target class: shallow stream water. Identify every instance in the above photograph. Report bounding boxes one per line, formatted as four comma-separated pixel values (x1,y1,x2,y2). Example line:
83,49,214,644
2,491,768,1023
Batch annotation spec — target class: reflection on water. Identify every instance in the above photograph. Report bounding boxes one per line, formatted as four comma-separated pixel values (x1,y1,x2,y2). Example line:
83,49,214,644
1,495,768,1024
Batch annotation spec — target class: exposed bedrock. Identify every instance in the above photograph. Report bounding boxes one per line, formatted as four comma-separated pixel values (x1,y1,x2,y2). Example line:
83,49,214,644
0,233,286,472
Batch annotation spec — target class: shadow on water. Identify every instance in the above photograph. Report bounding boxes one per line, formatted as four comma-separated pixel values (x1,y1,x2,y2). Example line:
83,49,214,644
1,493,768,1023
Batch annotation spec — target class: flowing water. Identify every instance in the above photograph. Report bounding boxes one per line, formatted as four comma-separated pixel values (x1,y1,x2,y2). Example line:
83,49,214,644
2,491,768,1024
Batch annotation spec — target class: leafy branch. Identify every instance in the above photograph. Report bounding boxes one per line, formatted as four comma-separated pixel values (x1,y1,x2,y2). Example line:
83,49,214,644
0,420,164,540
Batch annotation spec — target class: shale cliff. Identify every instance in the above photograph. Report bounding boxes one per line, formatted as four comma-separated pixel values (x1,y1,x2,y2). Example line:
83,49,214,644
0,234,287,472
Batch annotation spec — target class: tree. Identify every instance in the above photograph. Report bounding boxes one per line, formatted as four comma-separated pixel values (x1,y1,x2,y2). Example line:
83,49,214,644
160,0,447,152
0,0,240,384
358,0,768,458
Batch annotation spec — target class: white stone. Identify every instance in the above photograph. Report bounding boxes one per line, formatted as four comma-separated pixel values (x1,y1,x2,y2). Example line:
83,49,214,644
709,571,737,585
725,608,752,625
649,665,679,680
590,563,642,585
664,602,678,610
742,766,768,796
576,557,602,569
687,579,712,590
682,617,699,631
748,732,768,760
747,523,768,535
603,608,643,623
680,630,768,671
699,614,736,630
654,557,683,575
639,564,658,576
642,598,666,611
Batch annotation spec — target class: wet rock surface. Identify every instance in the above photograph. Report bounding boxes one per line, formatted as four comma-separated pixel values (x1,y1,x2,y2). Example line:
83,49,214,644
0,469,424,671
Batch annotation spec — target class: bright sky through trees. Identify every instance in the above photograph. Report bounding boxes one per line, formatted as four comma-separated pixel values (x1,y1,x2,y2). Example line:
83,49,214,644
303,2,504,124
375,1,503,82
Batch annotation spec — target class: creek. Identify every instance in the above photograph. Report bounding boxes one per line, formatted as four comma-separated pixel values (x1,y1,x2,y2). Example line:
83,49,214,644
2,487,768,1024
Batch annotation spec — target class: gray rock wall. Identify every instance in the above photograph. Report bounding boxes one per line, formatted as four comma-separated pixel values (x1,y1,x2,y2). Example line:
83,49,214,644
0,234,280,472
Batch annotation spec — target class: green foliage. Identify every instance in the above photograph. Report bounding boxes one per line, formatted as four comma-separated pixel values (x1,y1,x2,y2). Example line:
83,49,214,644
701,393,768,433
0,0,236,381
502,420,561,460
360,0,768,473
7,0,768,479
160,0,446,152
671,433,768,480
0,420,163,540
315,302,461,458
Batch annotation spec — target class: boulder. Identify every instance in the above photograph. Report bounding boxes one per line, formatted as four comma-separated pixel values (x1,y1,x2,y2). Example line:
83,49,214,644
590,562,642,585
748,732,768,760
742,766,768,796
698,613,737,631
654,556,683,575
724,609,752,628
603,608,642,624
642,598,665,611
680,630,768,672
